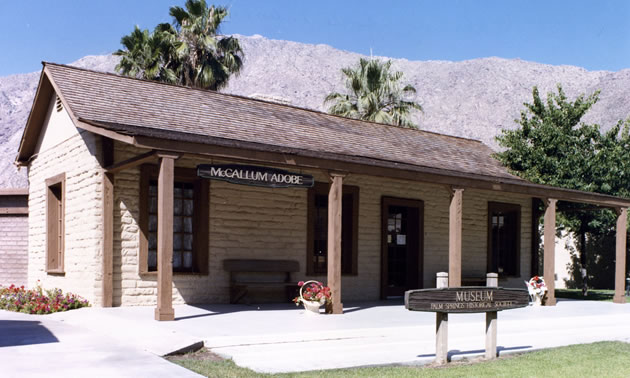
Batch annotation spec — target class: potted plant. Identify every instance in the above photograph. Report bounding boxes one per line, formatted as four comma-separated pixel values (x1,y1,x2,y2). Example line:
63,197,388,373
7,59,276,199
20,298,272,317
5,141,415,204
292,280,332,314
526,276,548,306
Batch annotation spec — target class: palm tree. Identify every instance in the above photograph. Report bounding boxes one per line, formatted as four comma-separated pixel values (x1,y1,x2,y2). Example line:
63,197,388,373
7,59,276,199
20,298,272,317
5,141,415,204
169,1,243,90
115,0,243,91
325,58,423,129
114,23,180,83
115,26,167,82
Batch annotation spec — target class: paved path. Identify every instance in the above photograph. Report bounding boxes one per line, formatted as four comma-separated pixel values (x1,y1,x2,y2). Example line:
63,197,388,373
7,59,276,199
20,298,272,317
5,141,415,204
197,300,630,373
1,300,629,375
0,310,201,378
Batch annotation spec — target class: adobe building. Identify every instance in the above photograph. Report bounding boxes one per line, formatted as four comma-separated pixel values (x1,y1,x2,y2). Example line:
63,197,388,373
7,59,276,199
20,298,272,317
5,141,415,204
16,63,629,320
0,188,28,287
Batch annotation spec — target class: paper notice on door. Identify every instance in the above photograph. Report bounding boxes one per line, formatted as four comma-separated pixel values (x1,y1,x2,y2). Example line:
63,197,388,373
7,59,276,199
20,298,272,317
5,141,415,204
397,235,406,245
387,235,392,243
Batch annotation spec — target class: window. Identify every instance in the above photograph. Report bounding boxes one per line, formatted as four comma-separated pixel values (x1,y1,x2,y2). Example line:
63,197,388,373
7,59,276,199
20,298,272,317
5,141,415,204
46,173,65,273
306,182,359,275
139,165,209,274
487,202,520,276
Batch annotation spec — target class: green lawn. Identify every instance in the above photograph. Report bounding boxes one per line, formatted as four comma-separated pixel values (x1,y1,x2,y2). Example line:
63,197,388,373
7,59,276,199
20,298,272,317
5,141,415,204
555,288,630,302
169,341,630,378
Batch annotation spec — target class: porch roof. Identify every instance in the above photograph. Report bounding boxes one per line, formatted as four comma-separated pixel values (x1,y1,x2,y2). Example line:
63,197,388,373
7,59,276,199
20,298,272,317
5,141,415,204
16,63,630,208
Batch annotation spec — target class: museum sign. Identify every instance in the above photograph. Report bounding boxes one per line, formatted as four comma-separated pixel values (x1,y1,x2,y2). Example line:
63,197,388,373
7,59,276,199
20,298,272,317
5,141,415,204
197,164,314,188
405,287,529,313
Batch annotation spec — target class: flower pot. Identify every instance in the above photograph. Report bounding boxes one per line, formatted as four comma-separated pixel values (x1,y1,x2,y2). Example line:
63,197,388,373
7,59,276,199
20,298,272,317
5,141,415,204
302,300,322,314
297,280,329,315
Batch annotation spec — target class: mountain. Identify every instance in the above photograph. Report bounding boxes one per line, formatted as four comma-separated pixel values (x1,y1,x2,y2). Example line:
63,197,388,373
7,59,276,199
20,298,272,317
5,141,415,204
1,34,629,188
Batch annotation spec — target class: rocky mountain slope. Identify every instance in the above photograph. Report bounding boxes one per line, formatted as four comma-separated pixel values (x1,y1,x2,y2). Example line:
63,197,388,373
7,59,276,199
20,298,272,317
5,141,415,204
1,34,629,188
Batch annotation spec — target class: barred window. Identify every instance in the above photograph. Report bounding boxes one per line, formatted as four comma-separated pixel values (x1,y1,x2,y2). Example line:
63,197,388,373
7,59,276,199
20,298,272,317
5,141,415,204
140,165,208,274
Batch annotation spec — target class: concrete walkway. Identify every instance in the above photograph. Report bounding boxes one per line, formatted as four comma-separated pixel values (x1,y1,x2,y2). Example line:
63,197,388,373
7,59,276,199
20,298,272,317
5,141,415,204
0,310,201,378
1,299,629,375
174,299,630,372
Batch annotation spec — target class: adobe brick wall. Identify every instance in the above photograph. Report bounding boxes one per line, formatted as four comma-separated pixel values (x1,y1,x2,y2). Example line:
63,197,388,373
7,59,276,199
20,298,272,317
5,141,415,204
112,147,217,306
27,97,105,305
0,195,28,287
113,143,532,306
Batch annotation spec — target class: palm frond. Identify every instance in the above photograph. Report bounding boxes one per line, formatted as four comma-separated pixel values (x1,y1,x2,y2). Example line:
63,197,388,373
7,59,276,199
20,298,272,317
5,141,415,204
324,57,422,128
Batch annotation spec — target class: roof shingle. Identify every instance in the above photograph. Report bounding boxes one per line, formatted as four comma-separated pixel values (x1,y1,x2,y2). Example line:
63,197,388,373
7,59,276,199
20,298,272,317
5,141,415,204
45,63,519,181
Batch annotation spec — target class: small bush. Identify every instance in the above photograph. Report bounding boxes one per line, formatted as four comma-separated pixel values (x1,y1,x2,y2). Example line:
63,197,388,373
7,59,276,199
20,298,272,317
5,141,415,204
0,282,89,314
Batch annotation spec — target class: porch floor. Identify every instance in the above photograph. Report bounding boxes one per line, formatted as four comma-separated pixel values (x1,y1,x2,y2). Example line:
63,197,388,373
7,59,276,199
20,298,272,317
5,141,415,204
48,299,630,373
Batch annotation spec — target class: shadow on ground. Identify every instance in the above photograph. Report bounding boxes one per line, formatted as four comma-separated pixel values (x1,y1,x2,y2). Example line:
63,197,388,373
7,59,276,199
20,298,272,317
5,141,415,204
0,320,59,347
555,289,616,301
178,299,405,320
417,345,533,360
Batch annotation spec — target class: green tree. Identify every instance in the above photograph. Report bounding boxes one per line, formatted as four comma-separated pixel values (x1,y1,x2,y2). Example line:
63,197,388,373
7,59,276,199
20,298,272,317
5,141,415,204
114,25,178,83
496,85,630,289
496,86,602,192
115,0,243,90
325,58,422,129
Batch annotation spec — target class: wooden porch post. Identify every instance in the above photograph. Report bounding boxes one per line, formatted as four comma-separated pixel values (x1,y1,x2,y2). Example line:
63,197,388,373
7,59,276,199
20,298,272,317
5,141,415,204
613,207,627,304
449,188,464,287
102,172,114,307
155,153,178,321
543,198,557,306
327,172,344,314
101,137,114,307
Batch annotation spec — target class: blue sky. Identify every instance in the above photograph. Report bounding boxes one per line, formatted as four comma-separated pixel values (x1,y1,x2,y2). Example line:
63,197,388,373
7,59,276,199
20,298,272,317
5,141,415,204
1,0,628,76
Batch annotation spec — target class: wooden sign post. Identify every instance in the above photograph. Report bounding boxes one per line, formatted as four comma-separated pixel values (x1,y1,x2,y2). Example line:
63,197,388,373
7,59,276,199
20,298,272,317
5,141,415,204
435,272,449,364
405,272,529,364
485,273,498,359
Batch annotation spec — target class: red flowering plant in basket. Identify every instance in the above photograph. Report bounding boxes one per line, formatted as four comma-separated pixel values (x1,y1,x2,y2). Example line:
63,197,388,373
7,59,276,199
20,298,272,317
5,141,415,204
526,275,548,304
292,280,332,306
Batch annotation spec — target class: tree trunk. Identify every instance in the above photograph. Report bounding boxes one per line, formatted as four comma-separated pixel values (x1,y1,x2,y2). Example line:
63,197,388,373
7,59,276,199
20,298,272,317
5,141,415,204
580,231,588,296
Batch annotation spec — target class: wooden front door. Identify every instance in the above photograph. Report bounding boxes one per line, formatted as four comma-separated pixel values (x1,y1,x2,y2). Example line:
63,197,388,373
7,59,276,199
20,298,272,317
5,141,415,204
381,197,424,298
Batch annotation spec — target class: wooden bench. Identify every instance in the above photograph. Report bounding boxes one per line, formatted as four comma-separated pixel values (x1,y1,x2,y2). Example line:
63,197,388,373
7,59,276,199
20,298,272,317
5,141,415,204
223,259,300,304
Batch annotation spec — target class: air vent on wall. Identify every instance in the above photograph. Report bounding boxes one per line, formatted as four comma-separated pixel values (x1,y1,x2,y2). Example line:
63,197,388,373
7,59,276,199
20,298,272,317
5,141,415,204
55,95,63,112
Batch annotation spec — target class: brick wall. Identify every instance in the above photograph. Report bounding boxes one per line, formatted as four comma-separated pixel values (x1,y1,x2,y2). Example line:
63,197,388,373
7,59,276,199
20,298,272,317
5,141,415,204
0,194,28,287
27,97,105,305
113,143,533,306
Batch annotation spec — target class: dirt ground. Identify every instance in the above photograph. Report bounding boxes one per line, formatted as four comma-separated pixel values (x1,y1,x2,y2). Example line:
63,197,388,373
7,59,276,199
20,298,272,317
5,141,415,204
166,348,225,363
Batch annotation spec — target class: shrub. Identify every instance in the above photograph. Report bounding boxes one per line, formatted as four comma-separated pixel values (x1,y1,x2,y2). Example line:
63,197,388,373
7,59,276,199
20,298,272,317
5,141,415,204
0,282,89,314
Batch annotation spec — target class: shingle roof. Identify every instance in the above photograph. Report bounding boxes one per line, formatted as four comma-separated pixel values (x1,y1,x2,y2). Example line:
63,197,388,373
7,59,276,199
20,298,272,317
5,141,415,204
42,63,521,182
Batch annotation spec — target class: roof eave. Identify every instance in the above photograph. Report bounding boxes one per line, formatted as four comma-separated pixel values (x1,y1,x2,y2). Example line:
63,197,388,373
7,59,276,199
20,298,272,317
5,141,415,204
124,130,630,208
15,65,136,166
15,65,53,165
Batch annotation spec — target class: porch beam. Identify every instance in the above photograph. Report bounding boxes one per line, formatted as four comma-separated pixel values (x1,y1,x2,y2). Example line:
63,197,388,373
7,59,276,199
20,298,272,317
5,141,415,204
613,207,627,304
105,150,158,174
155,152,179,321
75,119,136,145
543,198,557,306
327,172,344,314
132,135,630,208
449,188,464,287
